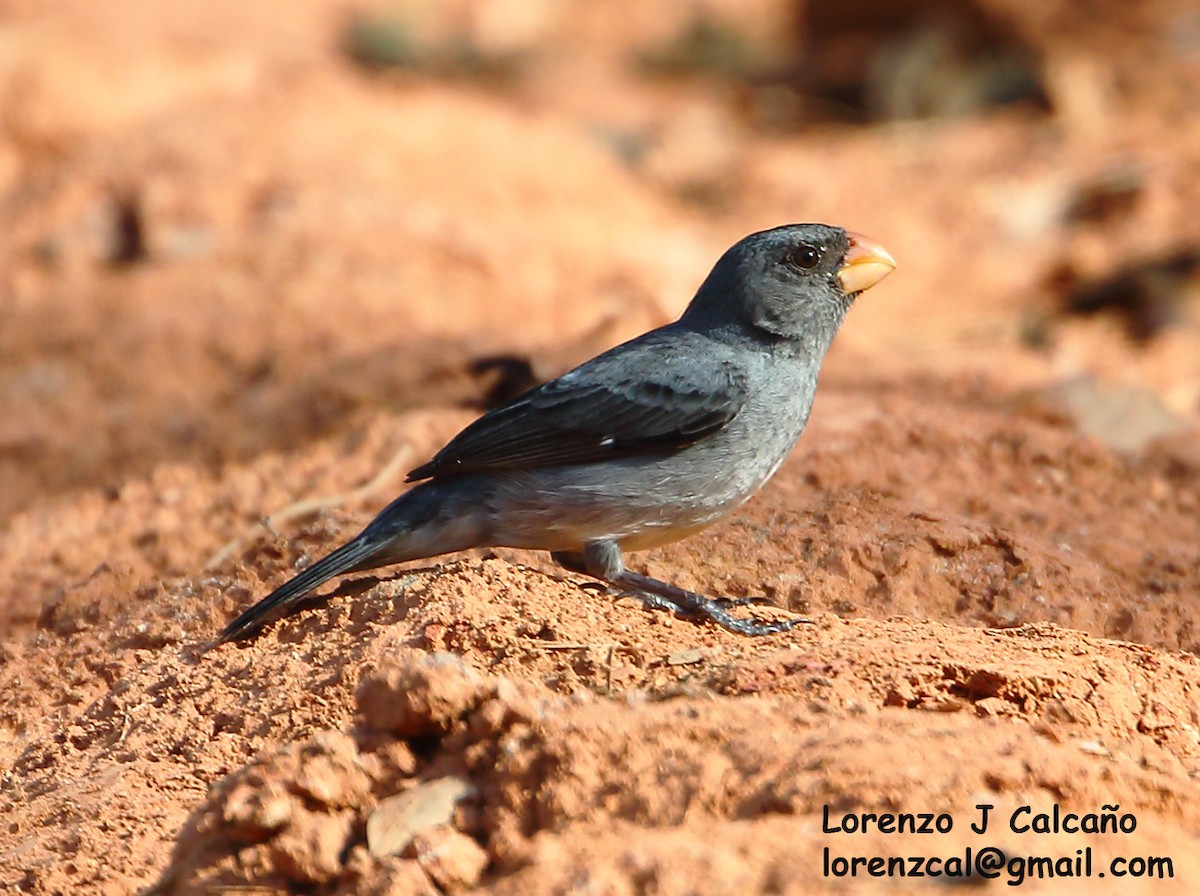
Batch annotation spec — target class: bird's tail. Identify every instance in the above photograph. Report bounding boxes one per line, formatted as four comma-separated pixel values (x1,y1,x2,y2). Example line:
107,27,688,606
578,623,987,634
213,478,491,645
214,533,385,644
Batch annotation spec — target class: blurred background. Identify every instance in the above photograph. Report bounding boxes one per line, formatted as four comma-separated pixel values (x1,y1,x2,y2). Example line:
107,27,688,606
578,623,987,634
1,0,1199,520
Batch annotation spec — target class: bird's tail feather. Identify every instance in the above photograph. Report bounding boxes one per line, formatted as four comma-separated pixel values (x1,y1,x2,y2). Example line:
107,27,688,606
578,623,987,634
213,479,486,645
215,533,385,644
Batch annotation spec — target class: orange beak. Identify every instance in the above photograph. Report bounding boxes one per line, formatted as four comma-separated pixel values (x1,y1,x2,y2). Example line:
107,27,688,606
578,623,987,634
837,232,896,295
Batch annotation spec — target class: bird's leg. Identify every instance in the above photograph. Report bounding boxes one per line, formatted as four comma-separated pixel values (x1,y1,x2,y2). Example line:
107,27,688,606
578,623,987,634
551,550,610,593
580,541,809,637
551,550,589,575
616,570,803,635
556,547,721,606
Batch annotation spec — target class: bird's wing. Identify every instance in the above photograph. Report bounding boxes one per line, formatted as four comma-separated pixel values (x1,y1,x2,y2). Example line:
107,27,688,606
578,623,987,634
407,334,748,481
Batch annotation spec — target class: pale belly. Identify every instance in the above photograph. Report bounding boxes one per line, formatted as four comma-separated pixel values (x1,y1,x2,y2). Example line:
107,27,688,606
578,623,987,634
618,518,723,552
480,447,780,554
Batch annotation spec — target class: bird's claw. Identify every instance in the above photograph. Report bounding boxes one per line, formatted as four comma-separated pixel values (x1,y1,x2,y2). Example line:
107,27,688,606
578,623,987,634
614,586,809,637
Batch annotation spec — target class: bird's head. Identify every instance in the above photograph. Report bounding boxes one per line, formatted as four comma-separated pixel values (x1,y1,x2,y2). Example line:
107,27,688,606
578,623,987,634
682,223,895,349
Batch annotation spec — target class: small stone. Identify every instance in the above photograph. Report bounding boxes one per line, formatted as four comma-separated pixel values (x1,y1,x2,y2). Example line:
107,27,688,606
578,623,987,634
292,731,371,808
974,697,1016,717
269,805,354,884
222,780,294,842
367,777,475,858
357,857,439,896
357,652,489,737
927,697,966,712
406,827,488,892
666,648,704,666
1031,377,1186,453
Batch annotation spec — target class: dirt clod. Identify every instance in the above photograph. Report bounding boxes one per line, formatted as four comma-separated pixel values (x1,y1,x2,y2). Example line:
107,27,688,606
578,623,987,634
357,652,491,737
406,827,490,892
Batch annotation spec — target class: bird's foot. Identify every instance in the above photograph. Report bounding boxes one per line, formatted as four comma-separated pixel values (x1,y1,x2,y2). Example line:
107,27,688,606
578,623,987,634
615,574,808,637
576,541,811,637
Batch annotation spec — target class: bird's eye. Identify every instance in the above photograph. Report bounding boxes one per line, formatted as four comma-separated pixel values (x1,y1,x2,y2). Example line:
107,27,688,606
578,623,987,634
789,244,821,270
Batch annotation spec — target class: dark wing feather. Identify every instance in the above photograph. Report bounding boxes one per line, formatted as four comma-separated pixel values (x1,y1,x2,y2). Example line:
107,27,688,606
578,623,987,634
407,333,748,481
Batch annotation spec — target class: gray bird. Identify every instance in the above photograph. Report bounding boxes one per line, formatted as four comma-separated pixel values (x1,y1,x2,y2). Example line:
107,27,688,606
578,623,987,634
217,223,894,642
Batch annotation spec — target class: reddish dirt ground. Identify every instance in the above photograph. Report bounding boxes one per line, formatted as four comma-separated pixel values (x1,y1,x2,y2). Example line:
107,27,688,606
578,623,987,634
2,1,1200,893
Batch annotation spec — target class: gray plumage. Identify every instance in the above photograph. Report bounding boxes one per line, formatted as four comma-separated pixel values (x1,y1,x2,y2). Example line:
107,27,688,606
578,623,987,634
217,223,894,642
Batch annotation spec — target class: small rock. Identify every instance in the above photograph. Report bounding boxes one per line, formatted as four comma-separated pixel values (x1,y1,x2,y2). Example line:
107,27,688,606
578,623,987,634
222,777,294,839
666,648,704,666
367,777,475,859
221,780,294,842
356,739,420,795
1032,377,1187,453
357,651,489,737
927,697,966,712
269,805,355,884
406,827,489,892
974,697,1018,717
355,857,439,896
292,731,371,809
